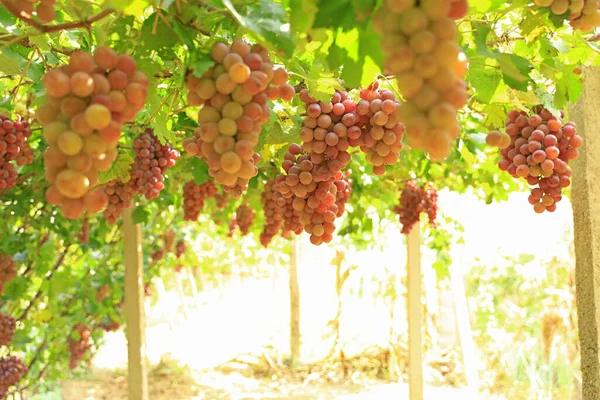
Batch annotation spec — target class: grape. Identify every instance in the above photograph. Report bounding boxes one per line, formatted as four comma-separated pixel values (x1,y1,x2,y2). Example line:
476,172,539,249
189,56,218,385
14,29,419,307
0,115,34,192
0,253,17,296
101,130,179,224
533,0,600,31
374,1,468,161
183,180,218,221
185,41,294,198
393,181,439,234
68,324,92,370
493,107,582,213
230,202,256,236
260,179,286,247
38,47,150,220
0,356,27,395
0,314,16,347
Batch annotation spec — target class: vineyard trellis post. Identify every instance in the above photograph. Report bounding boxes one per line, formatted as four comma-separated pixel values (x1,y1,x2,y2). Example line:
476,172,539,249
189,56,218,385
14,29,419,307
123,208,150,400
407,221,423,400
289,235,301,366
570,66,600,400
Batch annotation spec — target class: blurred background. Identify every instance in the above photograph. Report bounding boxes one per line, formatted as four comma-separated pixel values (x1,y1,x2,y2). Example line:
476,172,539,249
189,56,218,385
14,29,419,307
51,189,577,400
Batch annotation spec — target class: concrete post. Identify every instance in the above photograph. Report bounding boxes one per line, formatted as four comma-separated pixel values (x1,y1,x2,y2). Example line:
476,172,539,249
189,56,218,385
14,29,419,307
570,66,600,400
123,208,149,400
407,221,423,400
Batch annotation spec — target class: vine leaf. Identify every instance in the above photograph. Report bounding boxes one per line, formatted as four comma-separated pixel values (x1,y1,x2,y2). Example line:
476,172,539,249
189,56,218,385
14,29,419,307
289,0,318,34
0,53,23,76
222,0,294,57
191,157,210,185
131,207,150,224
104,0,150,16
99,152,134,184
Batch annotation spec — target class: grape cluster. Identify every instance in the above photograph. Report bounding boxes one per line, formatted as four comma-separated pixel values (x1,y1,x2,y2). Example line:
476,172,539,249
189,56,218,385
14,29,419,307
68,324,92,370
374,0,469,161
182,180,218,221
0,356,27,395
38,48,149,220
102,130,179,224
96,284,110,302
535,0,600,31
0,314,16,347
228,217,238,238
10,0,56,23
496,108,582,213
259,179,285,247
100,319,121,332
0,115,33,191
163,229,175,253
215,193,229,209
233,202,255,236
281,197,303,238
276,143,352,246
175,240,185,259
144,283,152,297
183,40,295,198
0,253,17,296
393,181,439,234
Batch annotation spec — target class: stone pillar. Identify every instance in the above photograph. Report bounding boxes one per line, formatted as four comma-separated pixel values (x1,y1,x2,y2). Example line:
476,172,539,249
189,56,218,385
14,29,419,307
570,66,600,400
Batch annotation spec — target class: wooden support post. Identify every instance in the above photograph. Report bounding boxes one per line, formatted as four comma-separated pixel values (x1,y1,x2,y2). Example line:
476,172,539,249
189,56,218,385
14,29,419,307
123,208,149,400
570,66,600,400
289,236,301,366
407,221,423,400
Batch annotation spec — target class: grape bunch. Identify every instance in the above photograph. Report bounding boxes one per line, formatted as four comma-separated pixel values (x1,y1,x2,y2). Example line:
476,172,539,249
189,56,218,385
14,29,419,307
281,197,303,238
100,319,121,332
144,283,152,297
95,284,110,303
102,130,179,224
495,108,582,213
276,144,351,246
233,202,255,236
215,193,229,209
38,48,149,220
374,0,469,161
0,314,16,347
182,180,218,221
183,40,295,198
535,0,600,31
0,115,34,191
163,229,175,253
0,356,27,395
260,179,286,247
9,0,56,23
228,217,238,238
0,253,17,296
393,181,439,234
175,240,185,259
351,83,405,175
68,324,92,370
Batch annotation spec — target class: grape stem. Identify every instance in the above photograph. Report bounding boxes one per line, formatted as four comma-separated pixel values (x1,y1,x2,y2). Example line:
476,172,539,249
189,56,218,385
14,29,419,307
0,1,116,33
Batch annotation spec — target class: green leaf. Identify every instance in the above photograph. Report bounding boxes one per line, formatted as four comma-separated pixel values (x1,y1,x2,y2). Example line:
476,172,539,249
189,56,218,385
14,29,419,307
468,64,501,104
313,0,356,31
131,207,150,224
99,152,134,184
190,53,215,78
0,53,22,76
104,0,151,16
305,63,344,102
223,0,294,57
191,157,210,185
496,54,532,90
289,0,318,34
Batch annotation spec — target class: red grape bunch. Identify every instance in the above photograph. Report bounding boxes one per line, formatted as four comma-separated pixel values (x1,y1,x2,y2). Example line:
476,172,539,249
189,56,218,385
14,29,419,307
232,202,256,236
102,130,179,224
175,240,185,259
0,314,16,347
260,179,286,247
77,218,90,244
297,90,354,177
276,144,350,246
349,83,405,175
144,282,152,297
100,319,121,332
8,0,56,23
96,284,110,302
215,193,229,209
182,180,218,221
38,47,150,220
393,181,439,234
163,229,175,253
281,197,303,238
534,0,600,31
495,108,582,213
0,253,17,296
68,324,92,370
0,115,34,191
0,356,27,396
374,0,469,161
183,40,295,198
228,217,239,238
